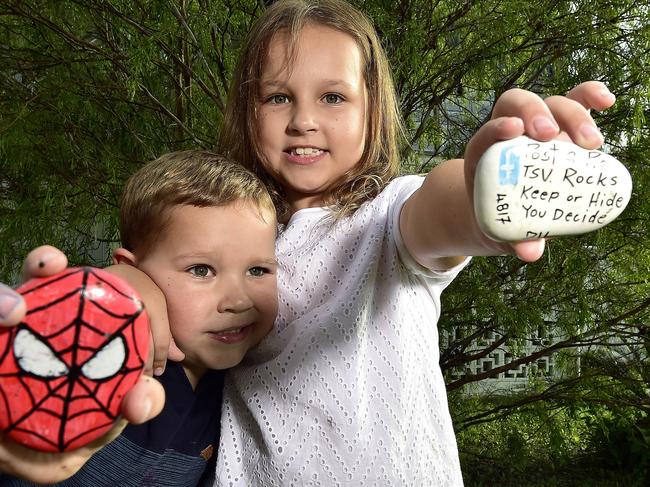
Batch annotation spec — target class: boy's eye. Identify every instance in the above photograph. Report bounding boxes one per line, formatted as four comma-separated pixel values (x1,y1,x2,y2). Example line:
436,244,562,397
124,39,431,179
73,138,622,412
248,266,268,277
268,94,289,104
323,93,343,104
188,265,214,278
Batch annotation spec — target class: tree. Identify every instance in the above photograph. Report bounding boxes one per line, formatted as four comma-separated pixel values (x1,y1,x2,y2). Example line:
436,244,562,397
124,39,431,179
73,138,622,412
1,0,649,474
1,0,264,273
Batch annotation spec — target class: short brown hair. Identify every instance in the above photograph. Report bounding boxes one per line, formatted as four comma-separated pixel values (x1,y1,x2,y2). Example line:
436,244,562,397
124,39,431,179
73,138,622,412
120,150,275,255
218,0,405,219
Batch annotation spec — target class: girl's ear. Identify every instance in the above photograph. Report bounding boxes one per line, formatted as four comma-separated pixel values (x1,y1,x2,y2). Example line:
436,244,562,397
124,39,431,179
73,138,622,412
112,248,138,266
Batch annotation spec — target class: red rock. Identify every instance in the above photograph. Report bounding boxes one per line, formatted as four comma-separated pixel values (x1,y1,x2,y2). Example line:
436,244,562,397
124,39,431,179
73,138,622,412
0,267,149,452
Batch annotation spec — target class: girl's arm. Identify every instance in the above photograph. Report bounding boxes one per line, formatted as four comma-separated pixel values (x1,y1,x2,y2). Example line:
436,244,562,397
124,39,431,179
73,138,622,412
400,157,508,270
400,82,616,270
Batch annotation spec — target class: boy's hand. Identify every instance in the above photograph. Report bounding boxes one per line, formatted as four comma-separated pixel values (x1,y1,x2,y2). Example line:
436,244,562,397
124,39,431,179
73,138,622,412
0,244,68,327
17,245,183,375
0,246,166,482
465,81,616,261
106,261,185,376
1,427,117,484
0,375,164,483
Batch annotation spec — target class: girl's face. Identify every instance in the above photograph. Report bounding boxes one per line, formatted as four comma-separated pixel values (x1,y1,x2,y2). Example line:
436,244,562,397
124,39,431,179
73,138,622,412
257,24,367,212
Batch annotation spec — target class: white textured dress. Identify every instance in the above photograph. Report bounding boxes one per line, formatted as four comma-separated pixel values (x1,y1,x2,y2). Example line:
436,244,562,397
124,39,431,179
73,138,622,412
215,176,468,486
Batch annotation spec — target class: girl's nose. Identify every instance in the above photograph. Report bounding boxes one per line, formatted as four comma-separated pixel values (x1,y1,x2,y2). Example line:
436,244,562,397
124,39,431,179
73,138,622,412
288,104,319,134
217,278,254,313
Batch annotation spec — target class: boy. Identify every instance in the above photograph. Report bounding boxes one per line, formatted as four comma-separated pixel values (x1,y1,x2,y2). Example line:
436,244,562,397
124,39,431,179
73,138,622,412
1,150,278,486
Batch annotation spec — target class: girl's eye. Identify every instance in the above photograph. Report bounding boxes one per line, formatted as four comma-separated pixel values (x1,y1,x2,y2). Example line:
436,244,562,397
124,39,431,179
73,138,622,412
248,266,269,277
323,93,343,104
268,94,289,104
188,265,214,278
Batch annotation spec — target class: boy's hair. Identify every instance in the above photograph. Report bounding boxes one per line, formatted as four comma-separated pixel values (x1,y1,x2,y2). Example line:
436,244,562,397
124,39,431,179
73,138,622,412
120,150,275,255
218,0,405,219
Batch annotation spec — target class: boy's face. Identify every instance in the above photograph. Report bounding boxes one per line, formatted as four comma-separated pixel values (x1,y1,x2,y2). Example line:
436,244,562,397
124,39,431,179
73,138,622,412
136,202,278,379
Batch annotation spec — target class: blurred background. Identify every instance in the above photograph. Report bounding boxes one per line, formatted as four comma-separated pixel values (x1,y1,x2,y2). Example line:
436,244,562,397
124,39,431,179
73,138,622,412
1,1,648,484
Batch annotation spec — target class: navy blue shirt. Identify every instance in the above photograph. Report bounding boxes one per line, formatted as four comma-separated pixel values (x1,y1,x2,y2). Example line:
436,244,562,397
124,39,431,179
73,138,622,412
1,362,225,487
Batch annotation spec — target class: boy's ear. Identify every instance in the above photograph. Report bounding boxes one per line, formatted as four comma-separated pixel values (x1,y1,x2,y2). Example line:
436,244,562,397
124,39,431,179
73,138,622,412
112,247,138,266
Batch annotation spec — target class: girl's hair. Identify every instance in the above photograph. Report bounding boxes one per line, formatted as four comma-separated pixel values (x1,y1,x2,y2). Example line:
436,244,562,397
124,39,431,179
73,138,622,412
218,0,405,220
120,150,275,255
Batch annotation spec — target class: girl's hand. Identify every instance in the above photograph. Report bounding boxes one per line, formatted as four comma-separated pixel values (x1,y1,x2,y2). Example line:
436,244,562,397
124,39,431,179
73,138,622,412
0,246,166,482
464,81,616,261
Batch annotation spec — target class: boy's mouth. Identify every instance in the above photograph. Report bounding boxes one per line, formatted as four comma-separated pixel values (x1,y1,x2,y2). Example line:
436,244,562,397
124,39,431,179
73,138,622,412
208,324,253,344
220,327,244,334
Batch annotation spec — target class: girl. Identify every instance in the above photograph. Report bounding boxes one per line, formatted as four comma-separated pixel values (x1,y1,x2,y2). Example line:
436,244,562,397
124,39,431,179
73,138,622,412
1,0,614,484
213,1,613,485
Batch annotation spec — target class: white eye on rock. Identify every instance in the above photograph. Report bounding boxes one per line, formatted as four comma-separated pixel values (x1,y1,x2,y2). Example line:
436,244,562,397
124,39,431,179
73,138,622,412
14,328,69,379
80,336,126,380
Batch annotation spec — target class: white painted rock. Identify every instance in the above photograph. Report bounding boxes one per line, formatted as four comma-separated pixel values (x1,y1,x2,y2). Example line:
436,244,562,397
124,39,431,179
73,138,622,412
474,136,632,241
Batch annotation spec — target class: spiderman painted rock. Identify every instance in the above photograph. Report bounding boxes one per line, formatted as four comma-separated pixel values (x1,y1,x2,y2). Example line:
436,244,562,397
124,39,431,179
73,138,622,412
0,267,149,452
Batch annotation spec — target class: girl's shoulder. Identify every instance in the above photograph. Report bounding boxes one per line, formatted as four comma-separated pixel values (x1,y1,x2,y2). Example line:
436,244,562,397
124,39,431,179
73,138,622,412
345,174,425,228
383,174,425,192
370,174,425,208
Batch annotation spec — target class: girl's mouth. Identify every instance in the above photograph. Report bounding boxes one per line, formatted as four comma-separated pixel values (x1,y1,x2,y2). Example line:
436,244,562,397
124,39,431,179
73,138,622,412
290,147,324,156
285,147,327,164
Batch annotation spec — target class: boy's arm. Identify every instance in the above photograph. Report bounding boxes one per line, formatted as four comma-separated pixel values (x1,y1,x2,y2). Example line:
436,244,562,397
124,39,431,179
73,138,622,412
400,82,616,270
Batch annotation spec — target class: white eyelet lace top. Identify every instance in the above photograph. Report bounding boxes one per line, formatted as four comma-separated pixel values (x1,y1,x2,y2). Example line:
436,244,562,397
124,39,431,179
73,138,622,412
215,175,468,486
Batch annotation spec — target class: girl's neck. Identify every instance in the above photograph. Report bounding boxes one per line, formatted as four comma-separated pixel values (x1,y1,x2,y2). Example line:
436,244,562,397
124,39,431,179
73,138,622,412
287,195,326,213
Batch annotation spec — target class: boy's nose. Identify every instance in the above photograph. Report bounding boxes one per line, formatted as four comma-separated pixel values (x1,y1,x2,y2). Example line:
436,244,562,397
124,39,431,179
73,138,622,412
217,278,254,313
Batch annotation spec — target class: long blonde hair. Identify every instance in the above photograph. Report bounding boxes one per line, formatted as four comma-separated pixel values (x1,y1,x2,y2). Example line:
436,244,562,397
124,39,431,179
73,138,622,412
218,0,405,221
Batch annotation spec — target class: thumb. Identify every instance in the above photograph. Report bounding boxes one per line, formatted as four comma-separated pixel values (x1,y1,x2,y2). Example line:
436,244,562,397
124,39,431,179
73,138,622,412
510,239,546,262
0,284,26,327
120,375,166,424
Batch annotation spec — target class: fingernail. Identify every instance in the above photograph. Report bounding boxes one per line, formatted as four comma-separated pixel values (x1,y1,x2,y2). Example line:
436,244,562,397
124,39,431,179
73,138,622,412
600,89,616,103
0,287,20,320
579,123,604,144
532,116,559,134
141,397,153,420
154,366,164,377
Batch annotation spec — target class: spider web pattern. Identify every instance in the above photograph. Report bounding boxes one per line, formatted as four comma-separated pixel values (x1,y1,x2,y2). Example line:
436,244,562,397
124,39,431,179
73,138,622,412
0,267,149,452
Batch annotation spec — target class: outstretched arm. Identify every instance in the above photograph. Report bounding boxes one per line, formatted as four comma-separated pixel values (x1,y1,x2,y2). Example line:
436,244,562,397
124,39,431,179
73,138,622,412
400,82,616,270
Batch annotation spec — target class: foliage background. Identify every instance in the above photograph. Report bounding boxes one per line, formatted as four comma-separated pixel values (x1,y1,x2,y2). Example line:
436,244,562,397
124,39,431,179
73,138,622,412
1,0,648,484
